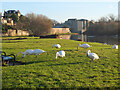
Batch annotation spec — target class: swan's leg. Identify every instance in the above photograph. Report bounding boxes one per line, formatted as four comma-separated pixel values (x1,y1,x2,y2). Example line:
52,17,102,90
5,61,7,64
22,54,26,58
7,61,9,64
77,46,79,50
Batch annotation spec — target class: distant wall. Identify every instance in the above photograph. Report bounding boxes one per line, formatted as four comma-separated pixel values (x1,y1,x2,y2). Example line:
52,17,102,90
17,30,29,36
2,28,71,36
2,29,30,36
50,28,71,34
57,35,71,40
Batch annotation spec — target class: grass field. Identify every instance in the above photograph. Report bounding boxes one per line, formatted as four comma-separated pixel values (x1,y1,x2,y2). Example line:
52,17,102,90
2,37,119,88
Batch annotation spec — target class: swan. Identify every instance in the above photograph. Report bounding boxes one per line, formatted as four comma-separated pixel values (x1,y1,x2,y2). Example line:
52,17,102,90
87,50,99,61
16,49,46,58
77,43,91,50
52,44,61,48
103,43,107,45
55,50,65,61
33,49,46,57
112,44,118,49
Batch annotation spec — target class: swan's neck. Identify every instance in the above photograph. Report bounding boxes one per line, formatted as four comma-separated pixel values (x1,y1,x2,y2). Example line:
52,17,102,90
87,52,89,56
87,51,91,56
55,52,59,59
16,51,24,56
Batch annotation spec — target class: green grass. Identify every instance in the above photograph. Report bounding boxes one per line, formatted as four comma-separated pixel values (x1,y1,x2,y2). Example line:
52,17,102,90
2,37,119,88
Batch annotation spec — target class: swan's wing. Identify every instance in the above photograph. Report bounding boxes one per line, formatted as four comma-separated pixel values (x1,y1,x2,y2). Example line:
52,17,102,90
89,53,99,60
80,44,90,48
34,49,45,54
112,45,115,48
59,51,65,57
57,44,61,48
25,49,34,54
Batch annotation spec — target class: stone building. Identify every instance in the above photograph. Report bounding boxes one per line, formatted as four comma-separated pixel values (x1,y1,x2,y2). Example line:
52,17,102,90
2,29,30,36
64,19,93,33
50,28,71,34
1,17,14,26
1,10,21,26
4,10,21,19
64,19,78,32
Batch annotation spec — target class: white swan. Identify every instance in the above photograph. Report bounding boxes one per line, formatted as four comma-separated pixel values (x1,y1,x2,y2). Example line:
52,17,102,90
16,49,34,57
87,50,99,61
103,43,107,45
112,44,118,49
17,49,46,58
33,49,46,57
52,44,61,48
77,43,91,50
55,50,65,60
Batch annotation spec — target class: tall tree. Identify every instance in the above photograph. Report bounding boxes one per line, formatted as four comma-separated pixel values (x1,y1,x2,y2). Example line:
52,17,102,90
26,13,53,36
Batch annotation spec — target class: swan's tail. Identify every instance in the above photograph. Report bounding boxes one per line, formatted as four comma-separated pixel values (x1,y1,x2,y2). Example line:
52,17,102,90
16,51,24,56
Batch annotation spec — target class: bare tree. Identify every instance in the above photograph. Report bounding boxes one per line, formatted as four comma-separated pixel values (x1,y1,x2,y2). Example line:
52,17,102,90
85,14,118,36
15,15,31,30
98,17,108,22
26,13,53,36
107,14,116,22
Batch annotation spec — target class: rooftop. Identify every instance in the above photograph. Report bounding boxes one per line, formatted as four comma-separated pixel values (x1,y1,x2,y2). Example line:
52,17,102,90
68,19,77,21
4,10,20,14
78,19,88,21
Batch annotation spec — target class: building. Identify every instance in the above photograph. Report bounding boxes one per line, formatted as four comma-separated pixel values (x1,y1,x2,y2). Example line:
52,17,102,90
2,29,30,36
50,28,71,34
64,19,78,32
63,19,92,33
1,17,14,26
1,10,21,26
4,10,21,19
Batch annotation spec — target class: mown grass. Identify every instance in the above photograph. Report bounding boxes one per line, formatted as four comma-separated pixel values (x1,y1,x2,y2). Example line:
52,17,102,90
2,37,119,88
